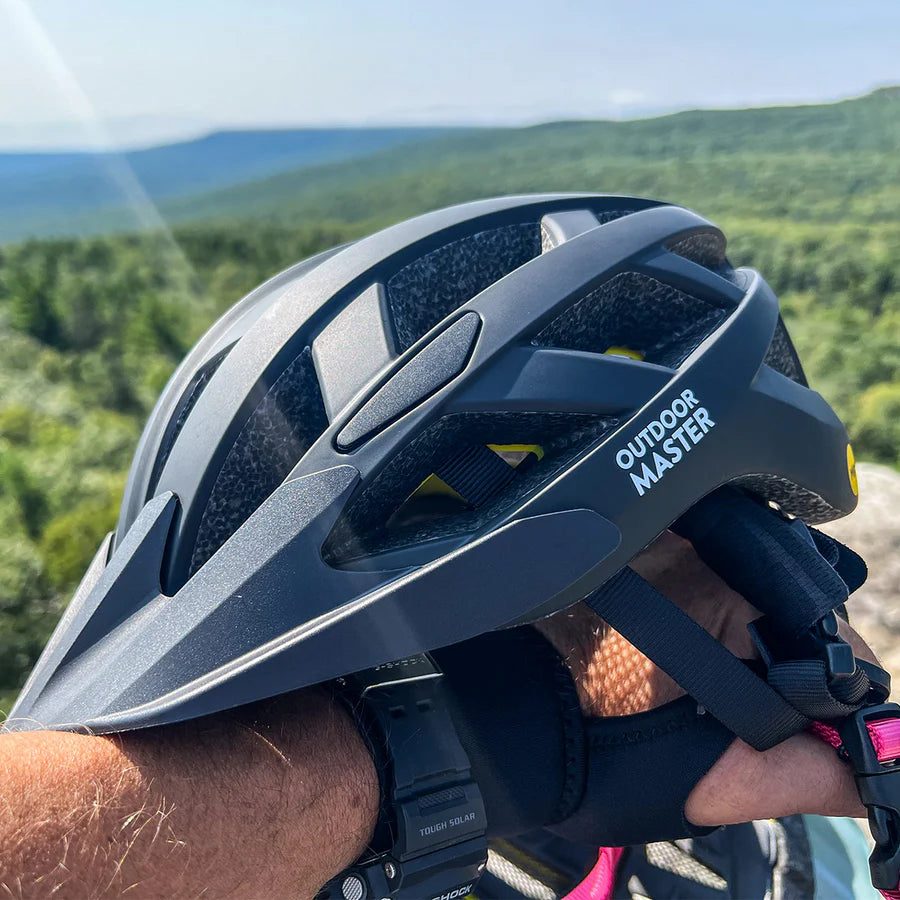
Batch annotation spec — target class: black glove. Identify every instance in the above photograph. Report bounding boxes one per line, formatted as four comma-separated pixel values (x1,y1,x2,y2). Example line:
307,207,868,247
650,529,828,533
431,626,733,847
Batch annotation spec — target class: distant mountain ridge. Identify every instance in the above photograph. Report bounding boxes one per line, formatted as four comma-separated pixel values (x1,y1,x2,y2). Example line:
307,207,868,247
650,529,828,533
0,87,897,243
157,86,900,231
0,127,456,242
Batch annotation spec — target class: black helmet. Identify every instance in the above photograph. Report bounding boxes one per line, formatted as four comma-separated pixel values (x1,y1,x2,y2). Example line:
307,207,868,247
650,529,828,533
10,194,858,732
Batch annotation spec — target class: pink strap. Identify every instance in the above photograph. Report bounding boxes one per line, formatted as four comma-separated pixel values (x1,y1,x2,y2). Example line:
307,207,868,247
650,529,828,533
563,847,624,900
810,718,900,763
811,717,900,899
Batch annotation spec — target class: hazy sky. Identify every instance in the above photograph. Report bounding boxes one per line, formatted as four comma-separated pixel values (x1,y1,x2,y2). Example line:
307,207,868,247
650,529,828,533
1,0,899,149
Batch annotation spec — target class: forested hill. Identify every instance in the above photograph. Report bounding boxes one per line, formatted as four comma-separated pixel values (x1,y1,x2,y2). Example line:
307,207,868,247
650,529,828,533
0,87,899,708
162,86,900,228
0,127,454,242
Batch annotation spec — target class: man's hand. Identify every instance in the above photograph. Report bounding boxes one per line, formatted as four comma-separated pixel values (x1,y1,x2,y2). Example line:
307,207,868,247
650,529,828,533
0,690,379,899
537,530,872,827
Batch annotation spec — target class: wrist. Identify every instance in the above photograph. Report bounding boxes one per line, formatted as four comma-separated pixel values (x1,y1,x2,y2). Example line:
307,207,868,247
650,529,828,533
120,687,380,895
0,688,379,898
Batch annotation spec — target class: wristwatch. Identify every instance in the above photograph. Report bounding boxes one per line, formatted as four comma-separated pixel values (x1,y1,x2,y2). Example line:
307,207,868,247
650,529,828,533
318,653,488,900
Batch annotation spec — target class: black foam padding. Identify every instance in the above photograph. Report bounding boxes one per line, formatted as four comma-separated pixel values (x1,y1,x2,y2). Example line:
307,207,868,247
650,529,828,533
592,209,634,226
533,272,728,368
148,344,233,496
336,312,481,449
189,347,327,573
667,232,727,270
666,241,812,511
729,474,841,524
323,411,617,564
670,232,805,386
764,318,807,384
730,317,830,519
386,223,541,353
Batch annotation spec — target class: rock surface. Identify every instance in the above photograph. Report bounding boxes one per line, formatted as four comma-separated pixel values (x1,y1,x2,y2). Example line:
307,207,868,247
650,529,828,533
821,463,900,682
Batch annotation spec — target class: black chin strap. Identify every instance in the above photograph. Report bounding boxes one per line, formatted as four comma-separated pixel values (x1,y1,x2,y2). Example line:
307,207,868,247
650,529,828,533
584,487,875,752
585,566,809,750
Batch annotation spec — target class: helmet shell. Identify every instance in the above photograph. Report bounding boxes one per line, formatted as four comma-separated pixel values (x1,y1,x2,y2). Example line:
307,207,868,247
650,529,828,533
10,195,856,732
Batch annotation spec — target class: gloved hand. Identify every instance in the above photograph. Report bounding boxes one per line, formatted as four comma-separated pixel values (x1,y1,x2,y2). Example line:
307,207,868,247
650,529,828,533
433,623,735,846
431,528,875,848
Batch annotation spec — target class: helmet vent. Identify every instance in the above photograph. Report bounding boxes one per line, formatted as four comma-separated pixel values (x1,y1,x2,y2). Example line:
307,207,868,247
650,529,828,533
764,319,807,384
189,346,328,574
730,474,840,524
533,272,729,369
148,343,234,496
666,231,727,270
386,223,541,353
540,208,633,252
322,411,617,566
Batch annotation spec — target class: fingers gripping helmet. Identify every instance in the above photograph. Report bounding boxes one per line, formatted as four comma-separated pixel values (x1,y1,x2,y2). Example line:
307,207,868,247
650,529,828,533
11,195,858,732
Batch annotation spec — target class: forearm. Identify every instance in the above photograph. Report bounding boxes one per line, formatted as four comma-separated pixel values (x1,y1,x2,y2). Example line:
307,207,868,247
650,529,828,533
0,689,378,899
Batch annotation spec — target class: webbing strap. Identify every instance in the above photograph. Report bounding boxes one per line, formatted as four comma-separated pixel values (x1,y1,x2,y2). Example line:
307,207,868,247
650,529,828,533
671,487,876,721
585,567,810,751
434,445,516,507
768,659,870,720
673,489,850,637
810,527,868,593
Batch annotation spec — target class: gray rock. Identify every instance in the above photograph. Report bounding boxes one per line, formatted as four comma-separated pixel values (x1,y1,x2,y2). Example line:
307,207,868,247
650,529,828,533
821,463,900,682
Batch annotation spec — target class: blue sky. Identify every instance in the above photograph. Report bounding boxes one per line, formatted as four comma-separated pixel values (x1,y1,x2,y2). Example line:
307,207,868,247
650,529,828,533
1,0,899,149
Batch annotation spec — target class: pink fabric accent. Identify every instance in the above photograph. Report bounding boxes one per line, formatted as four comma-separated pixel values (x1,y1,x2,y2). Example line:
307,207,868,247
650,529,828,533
563,847,625,900
810,717,900,898
810,718,900,763
870,719,900,762
809,720,843,750
866,726,900,900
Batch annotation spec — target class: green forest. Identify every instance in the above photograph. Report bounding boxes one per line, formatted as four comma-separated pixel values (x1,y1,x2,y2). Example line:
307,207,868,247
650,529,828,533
1,87,899,709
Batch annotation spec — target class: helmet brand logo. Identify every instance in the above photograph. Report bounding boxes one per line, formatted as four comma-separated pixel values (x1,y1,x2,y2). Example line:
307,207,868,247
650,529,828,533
614,389,716,496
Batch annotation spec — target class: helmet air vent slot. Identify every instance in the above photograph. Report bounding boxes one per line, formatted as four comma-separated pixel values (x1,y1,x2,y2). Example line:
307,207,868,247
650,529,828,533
386,223,541,353
533,272,729,369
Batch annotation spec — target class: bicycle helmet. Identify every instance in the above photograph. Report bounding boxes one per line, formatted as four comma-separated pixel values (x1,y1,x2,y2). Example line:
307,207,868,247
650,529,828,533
10,194,858,732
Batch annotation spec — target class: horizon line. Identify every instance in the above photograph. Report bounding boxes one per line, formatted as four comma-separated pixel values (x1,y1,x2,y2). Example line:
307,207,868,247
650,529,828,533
2,82,896,156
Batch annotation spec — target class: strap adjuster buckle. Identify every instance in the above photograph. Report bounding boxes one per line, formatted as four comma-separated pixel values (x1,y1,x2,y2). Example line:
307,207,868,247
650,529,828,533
750,611,856,682
839,703,900,891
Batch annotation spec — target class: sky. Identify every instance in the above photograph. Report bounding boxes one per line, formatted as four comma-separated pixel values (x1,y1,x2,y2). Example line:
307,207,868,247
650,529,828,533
1,0,899,150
